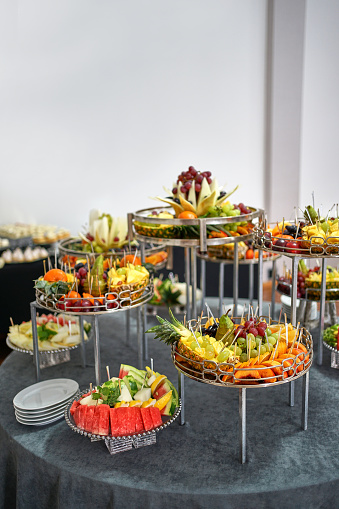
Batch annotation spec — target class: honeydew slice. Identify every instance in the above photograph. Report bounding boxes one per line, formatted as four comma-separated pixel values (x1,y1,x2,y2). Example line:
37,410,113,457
178,195,197,214
153,197,184,217
196,190,217,217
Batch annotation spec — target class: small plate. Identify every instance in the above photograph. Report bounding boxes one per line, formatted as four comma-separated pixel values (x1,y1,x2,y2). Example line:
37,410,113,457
14,397,75,418
13,378,79,411
15,412,65,426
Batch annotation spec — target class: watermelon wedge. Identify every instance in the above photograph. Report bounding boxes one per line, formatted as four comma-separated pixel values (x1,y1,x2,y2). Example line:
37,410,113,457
98,404,110,435
92,406,101,435
84,406,95,433
70,400,80,416
109,408,121,436
140,407,154,431
73,405,82,428
77,405,88,430
149,407,162,429
134,408,144,433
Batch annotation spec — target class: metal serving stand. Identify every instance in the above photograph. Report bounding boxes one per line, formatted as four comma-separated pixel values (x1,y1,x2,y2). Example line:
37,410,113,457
197,250,281,317
65,389,182,455
172,317,312,464
128,206,264,321
254,222,339,367
31,277,154,386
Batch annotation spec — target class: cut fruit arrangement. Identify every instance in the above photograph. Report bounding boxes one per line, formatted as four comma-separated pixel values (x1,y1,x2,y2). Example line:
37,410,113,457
133,166,259,240
277,259,339,300
255,204,339,256
146,309,312,385
7,314,91,351
68,364,179,437
34,256,152,313
323,324,339,350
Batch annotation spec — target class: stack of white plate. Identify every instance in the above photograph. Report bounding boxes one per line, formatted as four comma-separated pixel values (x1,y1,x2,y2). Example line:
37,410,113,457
13,378,79,426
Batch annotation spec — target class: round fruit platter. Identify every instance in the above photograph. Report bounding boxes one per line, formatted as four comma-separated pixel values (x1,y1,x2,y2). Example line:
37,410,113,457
131,206,263,249
147,310,313,389
34,261,154,316
197,248,281,265
64,363,181,454
58,237,169,270
254,217,339,258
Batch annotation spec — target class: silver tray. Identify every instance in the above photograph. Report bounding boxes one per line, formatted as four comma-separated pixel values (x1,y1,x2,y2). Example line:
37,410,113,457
64,390,181,454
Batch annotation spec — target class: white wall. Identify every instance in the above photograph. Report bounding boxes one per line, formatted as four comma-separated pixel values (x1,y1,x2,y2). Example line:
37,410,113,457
300,0,339,216
0,0,267,235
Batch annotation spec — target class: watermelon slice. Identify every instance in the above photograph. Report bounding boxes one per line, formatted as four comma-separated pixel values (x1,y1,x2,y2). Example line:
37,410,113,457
92,406,101,435
77,405,88,429
73,405,82,427
98,404,110,435
117,407,131,436
149,407,162,429
140,407,154,431
153,378,179,415
134,408,144,433
84,406,95,433
70,400,80,416
109,408,121,436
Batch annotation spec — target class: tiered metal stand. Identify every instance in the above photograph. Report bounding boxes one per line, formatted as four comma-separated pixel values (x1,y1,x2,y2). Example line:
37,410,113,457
254,223,339,366
31,279,154,385
172,317,312,464
197,250,281,317
128,206,264,320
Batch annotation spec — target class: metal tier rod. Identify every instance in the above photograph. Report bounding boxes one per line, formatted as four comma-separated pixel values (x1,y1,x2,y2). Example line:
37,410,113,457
178,371,185,426
79,315,86,368
93,315,101,386
30,302,40,382
318,257,328,365
239,388,246,464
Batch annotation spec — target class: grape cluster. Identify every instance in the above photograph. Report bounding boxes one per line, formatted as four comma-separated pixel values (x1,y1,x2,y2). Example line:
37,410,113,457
172,166,212,198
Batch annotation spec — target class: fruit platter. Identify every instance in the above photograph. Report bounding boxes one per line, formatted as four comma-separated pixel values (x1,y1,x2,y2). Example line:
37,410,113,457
7,313,91,354
322,324,339,369
130,166,264,248
65,363,181,454
34,256,153,315
277,259,339,302
147,309,313,388
254,205,339,257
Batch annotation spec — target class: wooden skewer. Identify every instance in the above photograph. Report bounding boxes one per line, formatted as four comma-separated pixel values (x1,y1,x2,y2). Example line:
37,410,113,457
278,308,282,324
256,338,262,365
106,365,110,380
10,317,14,327
284,313,288,346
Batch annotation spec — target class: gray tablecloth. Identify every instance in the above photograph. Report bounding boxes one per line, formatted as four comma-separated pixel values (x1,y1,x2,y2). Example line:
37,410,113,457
0,304,338,509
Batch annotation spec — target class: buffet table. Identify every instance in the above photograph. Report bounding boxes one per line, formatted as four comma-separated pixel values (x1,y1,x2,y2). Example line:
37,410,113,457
0,303,338,509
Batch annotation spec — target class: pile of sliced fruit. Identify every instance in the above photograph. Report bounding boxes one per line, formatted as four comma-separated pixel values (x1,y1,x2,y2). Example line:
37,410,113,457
323,324,339,350
147,309,312,385
70,364,179,436
8,314,91,351
34,255,151,313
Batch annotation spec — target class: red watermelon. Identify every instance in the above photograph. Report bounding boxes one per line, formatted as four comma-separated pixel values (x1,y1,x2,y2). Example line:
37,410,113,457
134,408,144,433
70,400,80,416
73,405,82,427
98,404,110,435
140,407,154,431
78,405,88,429
84,406,95,433
92,406,101,435
109,408,121,436
149,407,162,429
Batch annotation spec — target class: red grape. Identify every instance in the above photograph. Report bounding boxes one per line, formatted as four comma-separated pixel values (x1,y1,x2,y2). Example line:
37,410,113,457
172,187,178,194
78,267,87,278
195,183,201,192
195,174,203,184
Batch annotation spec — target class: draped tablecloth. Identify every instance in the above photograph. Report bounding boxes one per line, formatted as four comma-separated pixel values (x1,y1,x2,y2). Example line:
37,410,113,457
0,305,338,509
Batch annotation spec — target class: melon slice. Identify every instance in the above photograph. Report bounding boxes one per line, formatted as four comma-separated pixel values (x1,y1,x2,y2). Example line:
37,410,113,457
92,406,101,435
109,408,120,436
140,407,154,431
84,406,95,433
134,408,144,433
149,407,162,429
98,404,110,435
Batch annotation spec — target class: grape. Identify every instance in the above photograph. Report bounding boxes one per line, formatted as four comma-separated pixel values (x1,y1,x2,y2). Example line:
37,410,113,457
107,302,118,309
235,346,242,356
255,337,262,347
195,183,201,192
195,174,203,184
201,338,210,349
81,299,92,312
268,336,277,346
248,327,258,337
237,337,246,346
258,321,267,330
181,171,186,176
257,326,266,337
266,328,272,336
78,267,87,278
206,171,211,177
244,320,251,328
190,341,200,351
270,333,280,341
180,186,186,193
188,166,196,174
93,299,102,312
240,353,248,362
266,343,274,352
217,350,230,362
247,333,255,343
259,345,267,354
207,177,212,185
103,273,107,280
250,349,258,358
185,181,192,190
204,344,215,359
72,299,82,312
172,187,178,194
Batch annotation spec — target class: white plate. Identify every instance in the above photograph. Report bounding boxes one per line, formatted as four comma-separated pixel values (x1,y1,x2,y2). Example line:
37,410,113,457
15,408,65,422
14,395,75,417
14,401,70,419
15,412,65,426
13,378,79,411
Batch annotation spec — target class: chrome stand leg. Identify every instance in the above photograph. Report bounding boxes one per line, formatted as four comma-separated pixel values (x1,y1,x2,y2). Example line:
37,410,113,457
318,258,327,365
79,315,86,368
301,371,309,430
184,248,191,320
200,259,206,310
178,371,185,425
233,243,239,317
126,309,130,346
291,256,299,326
239,388,246,464
142,305,148,361
258,250,263,316
191,248,197,319
30,302,40,382
93,315,101,386
218,263,224,318
249,260,254,307
289,381,295,407
271,259,277,319
137,307,143,369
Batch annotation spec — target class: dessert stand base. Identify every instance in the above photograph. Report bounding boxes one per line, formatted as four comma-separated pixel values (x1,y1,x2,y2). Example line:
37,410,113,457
37,350,71,369
103,433,157,455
